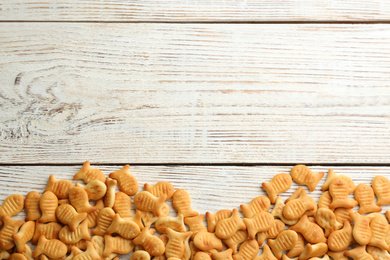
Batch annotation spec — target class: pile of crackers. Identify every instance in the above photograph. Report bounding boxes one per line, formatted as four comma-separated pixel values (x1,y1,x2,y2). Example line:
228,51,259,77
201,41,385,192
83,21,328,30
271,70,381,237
0,162,389,259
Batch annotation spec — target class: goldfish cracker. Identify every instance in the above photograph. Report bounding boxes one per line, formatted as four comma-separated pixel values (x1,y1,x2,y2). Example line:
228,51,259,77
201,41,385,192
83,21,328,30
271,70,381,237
289,214,326,244
0,194,24,221
13,221,35,253
327,220,353,252
155,214,186,234
253,244,277,260
268,230,298,260
73,241,101,260
329,178,358,209
223,230,248,254
290,165,324,192
283,193,316,220
184,214,207,239
45,175,74,199
104,178,117,208
367,245,390,260
73,161,106,183
59,218,91,244
298,243,328,260
69,187,96,214
314,208,343,237
327,250,348,260
354,184,381,214
108,165,138,196
243,211,274,240
0,216,24,250
32,222,62,243
232,239,259,260
65,246,83,260
286,232,305,258
334,207,353,224
322,169,355,193
344,245,373,260
262,173,292,203
257,219,285,246
165,228,192,259
132,227,165,256
113,192,132,218
56,204,87,231
240,196,271,218
8,253,27,260
368,214,389,250
211,249,234,260
318,191,332,210
193,231,223,251
205,209,232,233
92,207,115,236
25,191,42,221
144,182,174,200
372,175,390,206
134,191,167,217
271,196,299,226
103,235,134,257
131,250,150,260
75,180,106,200
172,189,198,218
32,235,67,259
194,252,212,260
105,213,140,239
350,212,373,245
215,209,246,240
86,199,104,228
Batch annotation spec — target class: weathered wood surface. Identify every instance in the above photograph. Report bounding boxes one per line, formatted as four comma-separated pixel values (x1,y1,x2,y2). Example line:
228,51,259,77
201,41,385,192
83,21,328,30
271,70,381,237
1,165,390,217
1,23,390,164
1,0,390,21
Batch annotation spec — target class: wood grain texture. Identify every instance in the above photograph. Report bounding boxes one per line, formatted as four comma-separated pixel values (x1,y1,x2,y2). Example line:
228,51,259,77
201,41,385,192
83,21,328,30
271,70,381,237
1,23,390,164
1,0,390,21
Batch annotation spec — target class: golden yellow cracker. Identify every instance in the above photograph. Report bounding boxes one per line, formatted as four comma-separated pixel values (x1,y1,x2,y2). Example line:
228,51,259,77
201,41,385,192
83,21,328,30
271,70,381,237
103,234,134,257
0,216,24,250
56,204,87,231
106,213,140,239
243,211,274,240
322,169,355,193
240,196,271,218
73,241,101,260
65,239,88,253
109,165,138,196
344,245,373,260
131,250,150,260
65,246,83,260
223,230,247,255
87,199,104,228
318,191,332,210
58,199,70,205
69,187,96,214
372,175,390,206
271,196,299,226
73,161,106,184
184,214,207,239
298,243,328,260
334,207,353,224
104,178,117,208
129,210,144,230
215,208,246,240
172,189,198,218
289,214,326,244
211,248,233,260
165,228,192,259
144,182,174,201
253,244,277,260
8,253,27,260
287,232,305,258
368,214,389,250
32,235,67,259
0,250,10,260
92,207,115,236
0,194,24,220
327,250,348,260
38,191,58,223
25,191,42,221
355,183,381,214
232,239,258,260
113,192,132,218
182,234,191,260
367,245,390,260
329,178,358,209
194,252,212,260
59,218,90,244
268,230,298,260
315,208,343,237
45,175,74,199
33,222,62,243
155,214,186,234
262,173,292,203
290,165,324,192
283,193,316,220
134,191,167,217
13,221,35,253
76,180,106,201
20,244,33,260
132,227,165,256
257,219,285,246
327,220,353,252
205,209,232,233
193,230,223,251
351,212,373,245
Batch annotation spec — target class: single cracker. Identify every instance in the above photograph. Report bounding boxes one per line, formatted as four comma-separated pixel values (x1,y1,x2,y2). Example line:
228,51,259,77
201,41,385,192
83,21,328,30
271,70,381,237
76,180,107,200
329,177,358,209
283,193,316,220
368,214,389,250
45,175,74,199
155,214,187,234
350,212,373,245
223,230,248,255
240,196,270,218
109,165,138,196
38,191,58,223
315,208,343,237
73,161,106,184
289,214,326,244
271,196,299,226
268,230,298,260
372,175,390,206
13,221,35,253
262,173,292,203
243,212,274,240
253,244,277,260
287,232,305,258
334,207,353,224
367,245,390,260
327,220,353,252
172,189,198,218
257,219,285,246
165,228,192,259
69,187,97,213
92,207,115,236
144,181,174,200
318,191,332,210
215,208,246,240
344,245,374,260
59,218,91,244
355,183,381,214
132,227,165,256
299,243,328,260
33,222,62,243
193,230,223,251
130,250,150,260
103,235,134,257
73,241,101,260
32,235,67,259
104,178,117,208
138,203,169,227
56,204,87,231
0,194,24,220
90,235,117,260
322,169,355,193
134,191,167,217
0,216,24,250
184,214,207,239
113,192,132,218
25,191,42,221
211,248,234,260
106,213,140,239
205,209,232,233
232,239,259,260
290,165,324,192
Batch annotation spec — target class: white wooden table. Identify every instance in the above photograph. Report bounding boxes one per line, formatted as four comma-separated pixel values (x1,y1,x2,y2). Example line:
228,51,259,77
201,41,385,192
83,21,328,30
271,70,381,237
1,1,390,258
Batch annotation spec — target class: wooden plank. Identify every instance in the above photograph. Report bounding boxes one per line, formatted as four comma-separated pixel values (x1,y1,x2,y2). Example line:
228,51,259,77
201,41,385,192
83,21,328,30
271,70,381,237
2,1,390,21
1,23,390,164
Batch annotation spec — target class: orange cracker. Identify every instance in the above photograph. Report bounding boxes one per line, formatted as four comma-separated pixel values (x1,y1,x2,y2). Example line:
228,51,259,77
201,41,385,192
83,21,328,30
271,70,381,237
193,230,223,251
109,165,139,196
372,175,390,206
243,211,274,240
232,239,258,260
76,180,107,201
56,204,87,231
45,175,74,199
106,213,140,239
268,230,298,260
69,187,96,213
355,183,381,214
32,235,67,259
73,161,106,184
329,177,358,209
289,214,326,244
0,216,24,250
215,208,246,240
206,209,232,233
290,165,324,192
262,173,292,203
134,191,167,217
328,220,353,252
172,189,198,218
144,181,174,200
240,196,270,218
25,191,42,221
132,227,165,256
322,169,355,193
